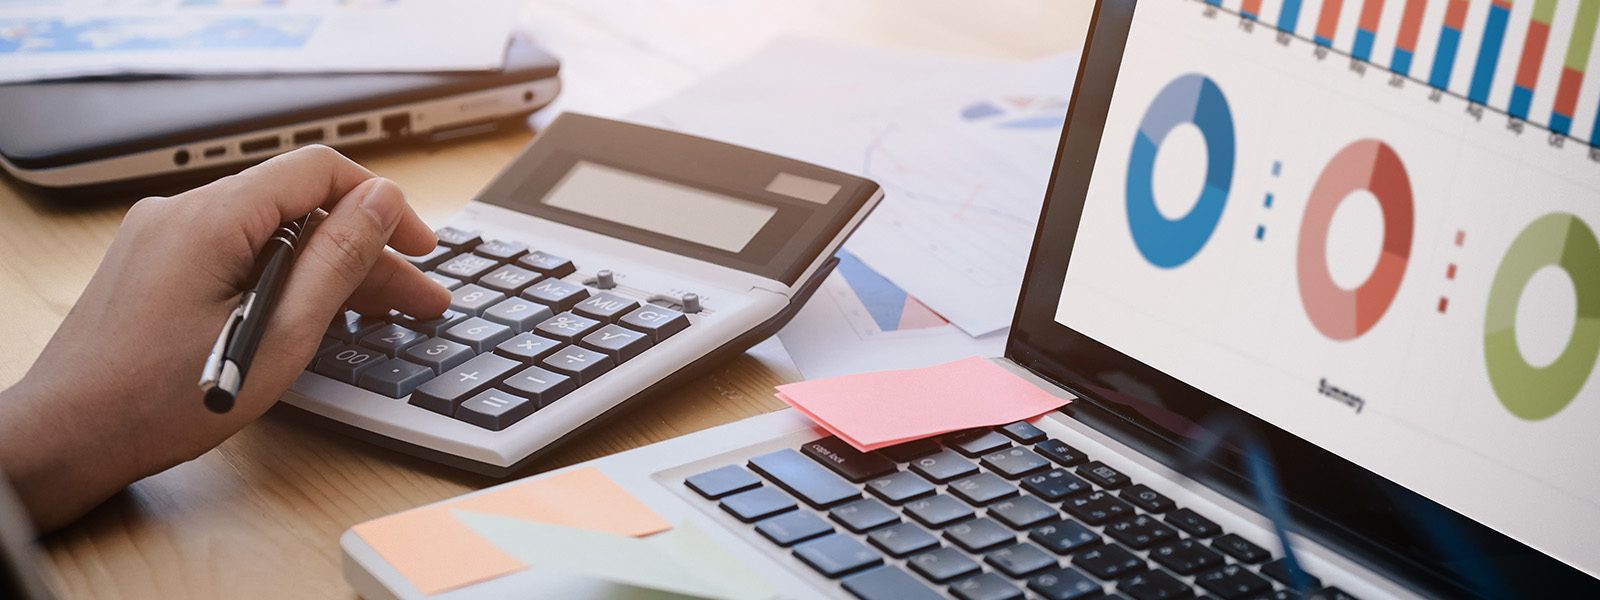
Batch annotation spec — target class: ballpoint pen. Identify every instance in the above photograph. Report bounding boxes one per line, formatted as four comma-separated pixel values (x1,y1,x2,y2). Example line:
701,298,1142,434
198,214,313,413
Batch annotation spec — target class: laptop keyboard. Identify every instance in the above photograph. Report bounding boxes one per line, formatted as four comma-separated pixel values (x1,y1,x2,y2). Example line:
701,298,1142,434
684,423,1359,600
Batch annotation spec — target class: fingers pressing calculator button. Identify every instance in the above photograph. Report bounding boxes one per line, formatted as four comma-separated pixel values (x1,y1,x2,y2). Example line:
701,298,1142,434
328,310,388,344
315,345,387,384
449,284,506,316
395,309,468,337
540,346,615,384
477,265,541,295
424,272,463,291
402,245,453,271
573,292,639,323
494,332,563,362
433,226,482,249
499,365,575,406
580,324,652,362
358,358,434,398
522,279,589,312
403,338,474,375
483,298,554,333
473,239,529,262
534,312,602,344
618,305,689,342
442,317,514,352
437,254,499,281
456,388,536,431
409,352,520,416
516,250,575,278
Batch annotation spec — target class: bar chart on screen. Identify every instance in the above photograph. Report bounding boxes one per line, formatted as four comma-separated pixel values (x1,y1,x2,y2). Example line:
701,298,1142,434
1203,0,1600,154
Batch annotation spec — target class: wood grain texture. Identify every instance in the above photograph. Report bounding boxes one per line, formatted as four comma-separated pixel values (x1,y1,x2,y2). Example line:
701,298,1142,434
3,1,1093,597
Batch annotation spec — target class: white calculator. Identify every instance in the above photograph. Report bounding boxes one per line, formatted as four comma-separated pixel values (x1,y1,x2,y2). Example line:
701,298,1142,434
284,113,882,476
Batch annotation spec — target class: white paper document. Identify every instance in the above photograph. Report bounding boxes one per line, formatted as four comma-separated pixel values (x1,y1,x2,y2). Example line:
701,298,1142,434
630,38,1079,336
0,0,518,83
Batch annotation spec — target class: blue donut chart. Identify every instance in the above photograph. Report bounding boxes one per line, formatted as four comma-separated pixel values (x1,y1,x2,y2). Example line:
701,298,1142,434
1126,74,1237,268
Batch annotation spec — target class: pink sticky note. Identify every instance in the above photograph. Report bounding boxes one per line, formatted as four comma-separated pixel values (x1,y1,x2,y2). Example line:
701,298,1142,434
775,356,1070,452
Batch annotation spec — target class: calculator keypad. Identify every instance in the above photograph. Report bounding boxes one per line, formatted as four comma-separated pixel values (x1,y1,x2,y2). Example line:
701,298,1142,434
308,228,694,432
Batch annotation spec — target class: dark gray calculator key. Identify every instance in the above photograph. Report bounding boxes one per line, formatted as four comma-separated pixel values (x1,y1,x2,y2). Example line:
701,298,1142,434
830,498,899,533
1165,507,1222,538
477,264,542,295
1079,461,1131,489
359,324,426,358
948,472,1019,505
952,572,1025,600
328,311,388,344
1063,491,1135,525
455,388,537,431
841,565,942,600
1021,468,1092,501
395,309,468,337
516,250,576,277
1074,543,1147,580
617,305,689,342
981,446,1052,479
449,283,507,317
494,332,563,362
866,522,940,558
987,542,1058,578
1149,539,1225,575
1029,566,1103,600
357,358,434,398
878,439,941,462
498,365,574,407
521,278,589,312
907,547,982,583
864,471,936,505
408,352,520,416
572,292,640,323
748,449,861,509
533,311,603,344
436,253,500,281
539,345,615,385
684,465,762,499
1195,564,1272,600
1121,484,1176,513
719,486,796,522
1029,519,1100,555
424,271,464,291
794,533,882,578
944,517,1015,553
579,324,652,362
998,420,1047,444
945,429,1012,457
989,496,1060,530
802,436,898,482
1118,569,1190,600
903,495,975,528
314,345,387,384
433,226,482,249
473,239,529,261
1104,514,1179,550
314,336,342,360
442,317,514,353
756,510,832,547
1211,533,1270,564
1036,439,1089,467
483,297,555,333
1260,558,1321,591
402,245,453,271
908,449,979,483
402,338,474,375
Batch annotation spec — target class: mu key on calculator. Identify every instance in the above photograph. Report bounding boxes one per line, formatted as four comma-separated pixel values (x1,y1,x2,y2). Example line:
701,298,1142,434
284,113,882,476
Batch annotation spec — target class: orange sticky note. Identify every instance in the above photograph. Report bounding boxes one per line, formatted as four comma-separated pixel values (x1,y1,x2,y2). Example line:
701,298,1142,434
351,467,673,595
776,356,1070,452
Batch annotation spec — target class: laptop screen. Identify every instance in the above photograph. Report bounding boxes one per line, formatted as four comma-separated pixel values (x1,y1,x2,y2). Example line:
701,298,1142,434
1011,0,1599,589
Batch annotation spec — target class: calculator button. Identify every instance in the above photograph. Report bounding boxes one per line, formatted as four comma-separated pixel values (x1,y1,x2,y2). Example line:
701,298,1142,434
314,336,342,359
314,344,387,384
409,352,520,415
498,365,575,406
579,324,652,362
493,332,563,362
327,310,387,344
402,338,475,374
449,283,507,316
441,317,514,352
473,239,529,262
539,345,616,385
424,271,464,291
516,250,576,277
481,297,554,333
357,358,434,398
433,226,482,249
618,305,690,342
402,245,453,271
477,264,542,295
436,253,500,280
572,292,640,323
394,309,468,337
358,324,426,358
534,312,603,344
456,388,537,431
521,278,589,312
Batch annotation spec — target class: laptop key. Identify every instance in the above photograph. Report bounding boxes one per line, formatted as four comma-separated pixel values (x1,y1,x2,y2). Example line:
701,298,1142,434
948,472,1019,505
1261,558,1322,591
830,498,900,533
1149,538,1225,575
904,495,976,528
803,436,898,482
998,420,1047,443
794,533,882,578
1117,569,1190,600
1211,533,1270,564
719,486,796,522
841,565,942,600
755,510,832,547
864,471,936,505
748,449,861,509
878,438,941,462
1035,439,1090,467
981,446,1052,478
1074,543,1147,580
684,465,761,499
943,517,1015,553
1194,564,1272,599
1166,507,1223,538
951,572,1025,600
1028,566,1103,600
866,522,940,558
946,429,1012,457
1121,484,1176,513
1063,491,1135,525
1078,460,1131,489
986,542,1058,578
1030,519,1101,554
1104,514,1180,550
989,496,1060,529
908,449,979,483
1021,468,1092,501
907,546,982,583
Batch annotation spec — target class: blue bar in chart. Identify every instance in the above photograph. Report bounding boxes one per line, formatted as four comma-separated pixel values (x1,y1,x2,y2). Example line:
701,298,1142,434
1431,0,1471,89
1469,1,1514,104
1280,0,1304,33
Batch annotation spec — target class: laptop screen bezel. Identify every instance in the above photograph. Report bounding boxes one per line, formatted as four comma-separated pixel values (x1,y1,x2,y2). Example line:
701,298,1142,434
1005,1,1599,596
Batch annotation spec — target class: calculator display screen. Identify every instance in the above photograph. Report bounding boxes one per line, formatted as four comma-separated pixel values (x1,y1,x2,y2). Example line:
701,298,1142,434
541,161,778,253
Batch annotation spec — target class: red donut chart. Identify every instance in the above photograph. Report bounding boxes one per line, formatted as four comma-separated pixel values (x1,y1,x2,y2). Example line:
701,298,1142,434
1297,140,1415,341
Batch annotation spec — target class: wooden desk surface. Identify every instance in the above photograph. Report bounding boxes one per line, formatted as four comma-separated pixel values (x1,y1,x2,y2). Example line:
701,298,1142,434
2,1,1090,597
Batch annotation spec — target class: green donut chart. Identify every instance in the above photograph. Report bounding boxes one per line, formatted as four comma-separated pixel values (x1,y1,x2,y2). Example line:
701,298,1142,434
1484,213,1600,421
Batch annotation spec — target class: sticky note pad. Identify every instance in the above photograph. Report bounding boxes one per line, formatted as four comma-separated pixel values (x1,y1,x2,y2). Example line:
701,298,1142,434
776,356,1070,451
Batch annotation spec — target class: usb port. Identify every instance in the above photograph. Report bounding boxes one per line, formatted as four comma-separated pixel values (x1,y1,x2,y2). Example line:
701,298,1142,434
292,128,325,145
337,120,369,137
240,136,281,154
203,146,226,159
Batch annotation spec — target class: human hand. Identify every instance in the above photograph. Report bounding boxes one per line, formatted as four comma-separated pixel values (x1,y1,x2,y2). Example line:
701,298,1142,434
0,146,450,531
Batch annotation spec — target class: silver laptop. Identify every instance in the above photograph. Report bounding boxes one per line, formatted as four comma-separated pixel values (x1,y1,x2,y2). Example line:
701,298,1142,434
342,1,1600,597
